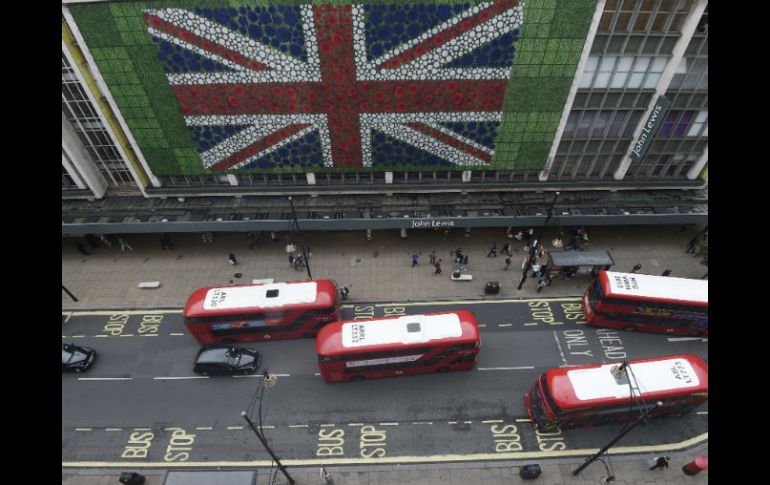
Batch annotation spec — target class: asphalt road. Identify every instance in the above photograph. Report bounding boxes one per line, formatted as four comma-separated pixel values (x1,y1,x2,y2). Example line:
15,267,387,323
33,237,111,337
62,297,708,466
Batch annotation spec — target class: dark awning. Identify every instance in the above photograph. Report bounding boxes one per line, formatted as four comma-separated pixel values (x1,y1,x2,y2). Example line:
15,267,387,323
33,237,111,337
547,250,615,267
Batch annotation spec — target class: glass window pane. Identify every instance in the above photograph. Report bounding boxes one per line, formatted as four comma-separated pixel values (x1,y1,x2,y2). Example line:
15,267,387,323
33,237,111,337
600,55,617,71
580,73,594,89
584,55,599,72
595,72,611,88
651,57,668,72
617,56,633,71
643,73,660,88
627,72,645,88
633,57,650,71
610,71,628,88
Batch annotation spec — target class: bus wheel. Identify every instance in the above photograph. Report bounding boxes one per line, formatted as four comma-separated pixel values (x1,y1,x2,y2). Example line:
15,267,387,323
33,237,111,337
437,367,450,373
351,376,365,382
302,332,316,338
623,326,635,332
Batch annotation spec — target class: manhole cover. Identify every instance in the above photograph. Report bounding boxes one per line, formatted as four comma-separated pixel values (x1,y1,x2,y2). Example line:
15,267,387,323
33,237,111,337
234,273,243,278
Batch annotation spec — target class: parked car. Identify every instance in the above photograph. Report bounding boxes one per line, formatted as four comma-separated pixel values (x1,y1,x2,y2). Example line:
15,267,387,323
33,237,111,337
193,345,261,376
62,343,96,372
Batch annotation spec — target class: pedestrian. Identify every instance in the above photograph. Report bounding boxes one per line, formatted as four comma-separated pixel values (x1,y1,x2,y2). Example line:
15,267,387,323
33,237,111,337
521,256,529,270
160,233,173,250
118,237,133,252
527,227,534,239
537,278,547,293
685,234,700,254
433,258,443,275
513,230,523,241
75,241,91,256
505,227,514,239
504,256,511,270
501,242,512,256
288,253,295,267
487,242,497,257
531,261,541,278
631,263,642,273
228,253,238,265
649,456,670,471
454,248,464,260
320,464,334,485
84,234,101,249
295,253,306,268
454,256,463,270
99,234,113,247
661,269,672,277
411,251,420,267
340,286,349,301
429,250,437,265
462,253,469,268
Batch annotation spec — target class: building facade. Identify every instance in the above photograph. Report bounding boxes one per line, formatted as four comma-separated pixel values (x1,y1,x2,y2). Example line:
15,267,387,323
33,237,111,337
62,0,707,234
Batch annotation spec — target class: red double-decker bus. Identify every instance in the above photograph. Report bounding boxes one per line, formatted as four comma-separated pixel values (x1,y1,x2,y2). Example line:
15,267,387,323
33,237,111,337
583,271,708,336
525,354,708,431
183,280,340,344
316,311,480,382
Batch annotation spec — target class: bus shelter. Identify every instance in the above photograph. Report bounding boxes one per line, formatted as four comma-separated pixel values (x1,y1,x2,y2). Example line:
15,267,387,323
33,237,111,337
545,250,615,278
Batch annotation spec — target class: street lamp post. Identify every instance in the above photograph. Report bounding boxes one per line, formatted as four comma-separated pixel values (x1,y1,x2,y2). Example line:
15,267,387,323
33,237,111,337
572,400,663,476
517,191,560,290
288,196,313,280
241,410,295,485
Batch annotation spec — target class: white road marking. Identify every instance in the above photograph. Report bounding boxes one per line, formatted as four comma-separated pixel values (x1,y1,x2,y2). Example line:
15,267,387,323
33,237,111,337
482,420,503,424
498,323,512,327
411,422,433,425
478,324,487,328
667,337,708,342
78,377,132,381
289,424,308,428
196,427,213,431
105,428,122,432
697,411,708,415
170,333,186,336
153,376,209,380
75,428,92,432
227,426,243,430
379,423,399,426
140,334,158,337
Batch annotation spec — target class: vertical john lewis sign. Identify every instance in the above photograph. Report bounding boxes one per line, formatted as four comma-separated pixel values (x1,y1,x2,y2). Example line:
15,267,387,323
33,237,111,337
630,96,670,162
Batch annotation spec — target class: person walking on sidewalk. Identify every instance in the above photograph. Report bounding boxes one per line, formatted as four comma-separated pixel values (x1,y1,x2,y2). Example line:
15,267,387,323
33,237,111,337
661,269,672,277
649,456,670,470
228,253,238,265
504,256,511,270
631,263,642,273
411,251,420,267
537,278,547,293
429,250,437,265
320,464,334,485
462,253,469,269
433,259,442,275
118,237,133,252
339,286,349,301
501,242,512,256
99,234,113,248
487,242,497,257
75,241,91,256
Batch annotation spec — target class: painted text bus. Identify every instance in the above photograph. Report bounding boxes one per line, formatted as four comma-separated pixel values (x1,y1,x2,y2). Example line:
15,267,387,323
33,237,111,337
316,311,480,382
183,280,340,344
582,270,708,336
525,354,708,431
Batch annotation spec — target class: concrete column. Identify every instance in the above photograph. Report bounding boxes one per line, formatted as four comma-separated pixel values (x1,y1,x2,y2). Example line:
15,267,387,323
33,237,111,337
613,0,708,180
62,111,108,198
539,0,606,182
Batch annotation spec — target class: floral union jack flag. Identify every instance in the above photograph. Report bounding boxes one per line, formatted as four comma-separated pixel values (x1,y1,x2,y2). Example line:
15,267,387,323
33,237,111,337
143,1,524,171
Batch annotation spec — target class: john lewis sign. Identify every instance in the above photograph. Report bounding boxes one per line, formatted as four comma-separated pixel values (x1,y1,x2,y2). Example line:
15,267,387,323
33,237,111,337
630,96,670,162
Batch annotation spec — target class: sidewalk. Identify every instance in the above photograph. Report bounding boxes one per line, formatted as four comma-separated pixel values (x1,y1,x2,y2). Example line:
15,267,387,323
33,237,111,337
63,454,708,484
62,224,708,484
62,225,707,309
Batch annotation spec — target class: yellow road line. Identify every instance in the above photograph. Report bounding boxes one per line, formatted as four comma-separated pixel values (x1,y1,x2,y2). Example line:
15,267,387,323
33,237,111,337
62,432,708,468
63,313,72,323
68,310,182,316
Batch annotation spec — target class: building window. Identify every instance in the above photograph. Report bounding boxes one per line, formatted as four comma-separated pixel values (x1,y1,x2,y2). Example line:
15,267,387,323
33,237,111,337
686,111,708,137
581,55,668,89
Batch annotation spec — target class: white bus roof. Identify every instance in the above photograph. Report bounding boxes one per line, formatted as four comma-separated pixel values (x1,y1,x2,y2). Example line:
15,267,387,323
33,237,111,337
568,357,701,401
603,271,708,303
342,313,463,348
203,282,318,310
